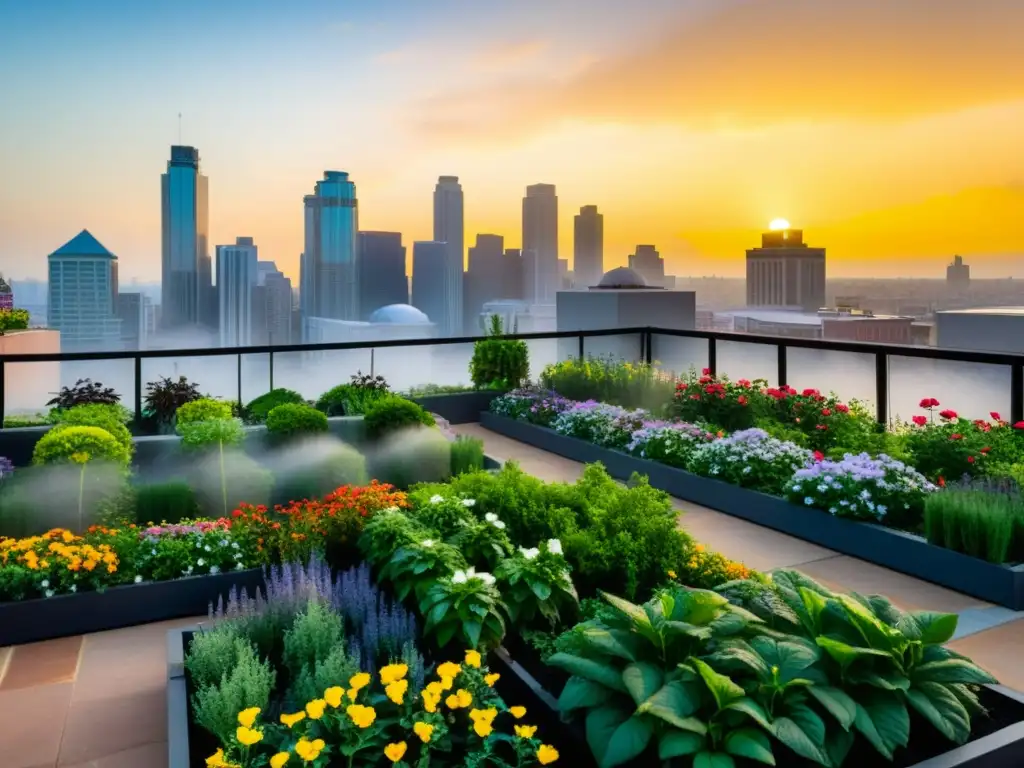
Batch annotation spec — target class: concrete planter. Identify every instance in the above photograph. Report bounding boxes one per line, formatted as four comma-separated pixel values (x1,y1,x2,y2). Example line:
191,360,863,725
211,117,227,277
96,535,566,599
481,412,1024,610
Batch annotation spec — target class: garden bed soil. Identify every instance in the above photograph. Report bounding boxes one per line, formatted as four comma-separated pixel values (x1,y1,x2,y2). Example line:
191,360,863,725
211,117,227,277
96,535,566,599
480,412,1024,611
0,567,263,646
411,390,506,425
495,640,1024,768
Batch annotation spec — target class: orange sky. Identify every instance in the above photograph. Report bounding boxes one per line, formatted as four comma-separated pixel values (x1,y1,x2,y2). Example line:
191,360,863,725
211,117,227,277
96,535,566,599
2,0,1023,282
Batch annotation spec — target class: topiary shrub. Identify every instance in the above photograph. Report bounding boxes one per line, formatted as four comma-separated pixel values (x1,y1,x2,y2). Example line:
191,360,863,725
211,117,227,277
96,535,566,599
469,315,529,390
176,398,234,427
271,442,368,506
134,479,200,525
363,395,436,441
55,404,134,458
265,403,328,441
244,388,305,424
32,425,131,468
369,427,451,489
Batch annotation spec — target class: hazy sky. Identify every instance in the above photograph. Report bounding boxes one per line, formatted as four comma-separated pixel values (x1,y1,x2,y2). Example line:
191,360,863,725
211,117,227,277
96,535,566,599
2,0,1023,283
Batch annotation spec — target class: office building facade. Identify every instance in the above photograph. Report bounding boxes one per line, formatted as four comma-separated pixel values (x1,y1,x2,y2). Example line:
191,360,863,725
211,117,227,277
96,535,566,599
464,234,505,333
573,205,604,289
410,241,449,331
47,230,122,352
161,145,210,329
358,231,409,321
432,176,465,335
216,237,259,347
522,184,558,304
947,255,970,290
629,245,666,288
745,228,826,311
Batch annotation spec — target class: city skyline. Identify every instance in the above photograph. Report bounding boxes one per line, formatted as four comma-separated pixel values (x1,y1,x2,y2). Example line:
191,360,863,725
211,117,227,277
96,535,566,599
2,0,1024,282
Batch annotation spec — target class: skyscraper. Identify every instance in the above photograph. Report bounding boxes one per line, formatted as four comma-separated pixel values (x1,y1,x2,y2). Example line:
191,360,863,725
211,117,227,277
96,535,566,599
629,245,666,288
411,241,449,331
47,230,122,351
358,232,409,320
745,227,826,311
263,270,294,345
522,184,558,304
464,234,505,333
216,237,258,347
161,145,210,330
432,176,465,335
301,171,359,339
573,205,604,289
947,255,970,290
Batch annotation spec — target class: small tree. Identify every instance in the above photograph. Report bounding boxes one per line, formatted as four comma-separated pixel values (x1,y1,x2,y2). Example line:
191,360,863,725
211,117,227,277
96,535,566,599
469,315,529,390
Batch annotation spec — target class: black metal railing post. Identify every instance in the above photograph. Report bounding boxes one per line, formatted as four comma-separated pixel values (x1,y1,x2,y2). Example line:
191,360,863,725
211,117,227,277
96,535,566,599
707,337,717,376
777,345,788,388
0,359,6,430
578,334,584,359
644,329,653,365
1012,362,1024,426
237,354,243,408
268,350,275,392
133,355,143,425
875,352,889,426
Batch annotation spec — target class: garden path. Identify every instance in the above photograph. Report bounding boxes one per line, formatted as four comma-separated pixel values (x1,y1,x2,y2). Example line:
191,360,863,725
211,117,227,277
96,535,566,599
454,423,1024,693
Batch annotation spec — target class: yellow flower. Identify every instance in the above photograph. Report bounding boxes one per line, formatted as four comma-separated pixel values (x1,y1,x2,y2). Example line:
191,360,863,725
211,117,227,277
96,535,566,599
237,707,261,728
515,724,538,739
446,688,473,710
324,686,344,708
509,706,526,719
380,663,408,684
484,673,500,686
385,678,408,705
280,711,306,728
439,675,455,691
425,681,445,697
346,688,359,701
295,738,326,762
474,719,494,737
667,569,677,579
384,742,408,763
270,753,291,768
537,744,560,764
422,687,441,713
235,726,263,746
349,671,371,691
413,721,434,743
469,707,498,723
695,543,705,553
464,649,482,668
346,704,377,729
436,661,461,680
206,749,227,767
305,698,326,720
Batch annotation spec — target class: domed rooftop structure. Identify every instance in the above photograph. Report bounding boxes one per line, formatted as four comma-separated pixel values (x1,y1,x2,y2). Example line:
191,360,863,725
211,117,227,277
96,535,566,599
368,304,432,325
594,267,651,289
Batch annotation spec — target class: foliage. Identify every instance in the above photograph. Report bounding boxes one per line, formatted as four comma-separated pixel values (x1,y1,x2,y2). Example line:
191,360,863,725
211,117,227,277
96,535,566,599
670,370,766,432
902,401,1016,483
143,376,203,428
689,428,814,496
46,378,120,410
405,383,482,396
924,477,1024,563
450,435,485,475
271,442,368,508
0,307,30,333
132,479,199,525
32,424,131,468
191,639,275,746
244,388,305,424
470,314,529,390
495,539,579,629
626,420,717,468
135,520,249,581
363,394,436,440
54,404,134,457
541,355,676,412
350,370,390,392
551,401,650,450
186,623,249,689
177,417,245,451
176,398,235,427
410,494,477,539
265,403,329,440
315,371,390,416
450,515,515,572
490,388,575,426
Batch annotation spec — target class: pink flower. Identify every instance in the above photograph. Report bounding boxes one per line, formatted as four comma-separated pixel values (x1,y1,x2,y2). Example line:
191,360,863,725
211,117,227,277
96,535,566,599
991,411,1001,421
912,415,928,426
701,368,710,376
738,395,748,406
813,451,824,462
821,408,832,417
835,403,849,414
967,455,975,464
737,379,751,388
950,433,963,441
1015,421,1024,429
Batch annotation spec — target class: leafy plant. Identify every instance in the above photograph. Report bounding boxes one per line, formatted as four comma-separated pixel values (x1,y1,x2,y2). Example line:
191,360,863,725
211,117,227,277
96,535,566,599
542,355,675,412
265,403,328,440
54,404,134,457
176,398,234,426
315,372,389,416
470,314,529,390
0,307,30,333
451,435,485,475
349,370,390,392
924,478,1024,563
419,566,509,649
143,376,202,428
244,388,304,424
133,479,199,525
495,539,579,629
449,514,515,571
411,493,477,539
33,425,130,468
47,379,120,410
191,638,275,746
382,537,466,603
363,394,436,440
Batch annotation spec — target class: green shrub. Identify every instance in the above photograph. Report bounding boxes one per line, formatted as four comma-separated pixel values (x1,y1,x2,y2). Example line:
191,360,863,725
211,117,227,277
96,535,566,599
469,314,528,389
541,355,675,411
191,638,275,745
265,403,328,440
0,308,30,333
134,479,199,525
55,404,134,457
32,425,131,467
282,599,344,682
244,388,304,424
175,398,233,427
144,376,203,430
363,395,435,440
288,645,359,710
177,418,245,451
186,624,245,690
272,442,367,506
450,435,485,475
924,481,1024,563
315,383,388,416
370,428,451,489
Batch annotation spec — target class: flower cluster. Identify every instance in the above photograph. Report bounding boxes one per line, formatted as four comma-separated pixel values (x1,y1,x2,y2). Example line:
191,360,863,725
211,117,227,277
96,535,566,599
626,420,717,468
787,452,937,525
671,370,764,432
669,543,752,589
0,527,129,600
551,400,649,449
688,428,815,495
134,523,248,582
490,388,574,427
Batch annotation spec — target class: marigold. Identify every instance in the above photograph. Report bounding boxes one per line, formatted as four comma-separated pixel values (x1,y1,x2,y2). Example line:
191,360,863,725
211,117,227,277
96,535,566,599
446,689,473,710
346,703,377,729
436,661,461,681
305,698,326,720
537,744,560,764
464,649,482,668
295,737,326,762
237,707,261,728
349,671,371,691
324,686,344,708
270,753,290,768
384,742,407,763
380,663,408,684
473,719,494,737
280,711,306,728
385,678,408,705
235,726,263,746
413,721,434,743
515,724,538,739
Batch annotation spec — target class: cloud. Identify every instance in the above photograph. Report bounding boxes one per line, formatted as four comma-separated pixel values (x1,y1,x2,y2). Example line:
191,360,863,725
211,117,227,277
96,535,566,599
471,40,550,71
407,0,1024,141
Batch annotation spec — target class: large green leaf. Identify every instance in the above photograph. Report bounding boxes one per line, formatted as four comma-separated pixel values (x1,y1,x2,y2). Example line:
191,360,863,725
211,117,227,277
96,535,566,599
692,658,745,709
749,636,818,681
834,594,906,653
602,716,655,768
586,705,632,761
798,587,830,632
559,676,613,713
708,640,771,678
709,611,748,637
896,611,958,644
847,668,911,691
638,680,704,732
723,697,772,730
677,590,730,625
601,592,652,628
912,659,998,685
807,686,857,730
824,726,855,767
856,691,910,758
724,728,776,765
659,731,705,759
694,752,736,768
906,684,971,744
815,636,891,668
770,702,829,766
664,621,713,641
547,653,629,693
578,627,641,662
623,662,664,707
947,683,986,718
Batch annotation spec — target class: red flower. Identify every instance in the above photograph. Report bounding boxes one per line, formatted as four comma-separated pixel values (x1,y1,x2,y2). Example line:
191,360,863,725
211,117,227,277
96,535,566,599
815,424,828,431
939,409,958,420
738,395,748,406
821,408,832,417
702,367,711,375
938,476,946,487
967,455,976,464
981,446,991,454
737,379,751,388
813,451,824,462
802,388,820,397
919,398,934,408
991,411,1002,421
950,433,963,440
912,415,928,426
835,403,849,414
1015,421,1024,429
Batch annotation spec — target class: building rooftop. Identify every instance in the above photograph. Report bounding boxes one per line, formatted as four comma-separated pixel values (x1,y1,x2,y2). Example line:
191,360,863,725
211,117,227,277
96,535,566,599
937,307,1024,316
721,308,909,326
368,303,432,325
49,230,115,259
594,267,649,290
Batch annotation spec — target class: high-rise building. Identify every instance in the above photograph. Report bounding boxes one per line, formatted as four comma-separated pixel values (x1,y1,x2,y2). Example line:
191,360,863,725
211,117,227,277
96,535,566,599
216,237,259,347
411,241,449,331
47,230,123,351
264,270,293,345
0,275,13,310
501,248,524,301
745,227,826,311
161,145,210,330
301,171,360,339
432,176,465,335
629,245,666,288
464,234,505,334
522,184,558,304
573,205,604,289
116,291,148,350
947,255,970,290
358,232,409,320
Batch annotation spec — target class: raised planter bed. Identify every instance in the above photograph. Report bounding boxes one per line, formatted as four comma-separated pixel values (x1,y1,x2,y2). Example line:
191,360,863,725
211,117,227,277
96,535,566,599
480,412,1024,610
0,567,263,646
411,390,506,424
494,640,1024,768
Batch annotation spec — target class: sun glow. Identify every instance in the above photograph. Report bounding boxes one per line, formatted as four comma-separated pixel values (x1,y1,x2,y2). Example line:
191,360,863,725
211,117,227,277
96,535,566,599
769,218,791,231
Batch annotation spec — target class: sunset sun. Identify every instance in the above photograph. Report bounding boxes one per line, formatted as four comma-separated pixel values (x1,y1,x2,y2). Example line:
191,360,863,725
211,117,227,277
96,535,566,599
769,218,791,231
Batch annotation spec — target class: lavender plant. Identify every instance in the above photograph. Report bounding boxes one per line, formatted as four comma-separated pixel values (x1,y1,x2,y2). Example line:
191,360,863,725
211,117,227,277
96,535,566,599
490,387,574,426
688,428,814,495
626,420,717,468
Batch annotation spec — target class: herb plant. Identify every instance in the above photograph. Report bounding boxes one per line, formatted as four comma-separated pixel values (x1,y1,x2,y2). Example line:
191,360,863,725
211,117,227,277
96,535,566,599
143,376,203,429
47,378,120,410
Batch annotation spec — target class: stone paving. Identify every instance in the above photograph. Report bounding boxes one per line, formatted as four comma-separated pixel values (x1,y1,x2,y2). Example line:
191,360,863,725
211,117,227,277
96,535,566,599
0,424,1020,768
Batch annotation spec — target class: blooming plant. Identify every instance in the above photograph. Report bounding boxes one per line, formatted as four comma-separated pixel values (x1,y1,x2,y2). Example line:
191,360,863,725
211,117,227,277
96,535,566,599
761,386,868,453
495,539,579,629
449,513,515,571
670,370,766,432
134,521,250,582
688,428,814,495
412,494,477,538
902,399,1014,482
0,527,132,600
551,401,649,450
786,452,937,529
673,542,752,588
626,420,717,468
419,566,509,649
382,536,466,603
490,388,573,427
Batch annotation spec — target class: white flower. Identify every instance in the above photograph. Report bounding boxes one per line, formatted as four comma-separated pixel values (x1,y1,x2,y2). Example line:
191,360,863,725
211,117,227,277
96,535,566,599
485,513,506,530
421,539,435,548
804,497,814,506
547,539,563,556
219,539,229,547
430,494,445,504
235,563,244,570
452,570,468,584
151,548,157,555
40,579,50,588
209,565,220,575
231,542,240,550
45,589,55,598
69,584,77,593
134,575,143,584
476,571,496,586
186,565,194,574
203,544,212,552
196,558,205,567
461,498,476,508
520,547,540,560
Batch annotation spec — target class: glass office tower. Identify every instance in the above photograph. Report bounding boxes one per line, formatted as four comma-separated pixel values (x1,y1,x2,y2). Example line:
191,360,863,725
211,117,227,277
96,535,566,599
161,145,210,329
